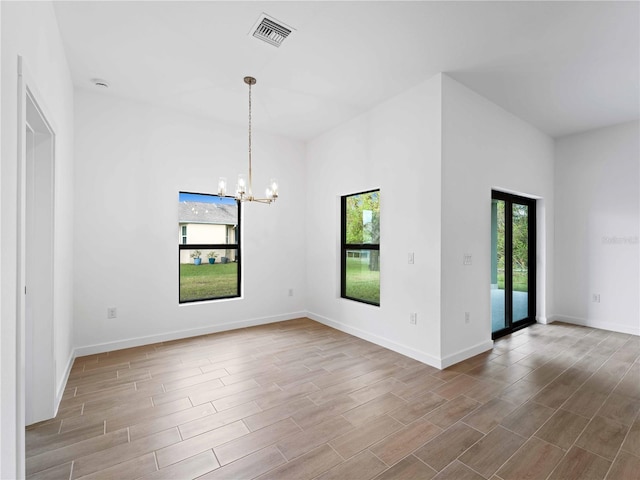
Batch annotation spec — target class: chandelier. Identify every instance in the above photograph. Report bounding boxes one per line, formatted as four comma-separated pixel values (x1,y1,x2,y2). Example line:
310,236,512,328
217,76,278,204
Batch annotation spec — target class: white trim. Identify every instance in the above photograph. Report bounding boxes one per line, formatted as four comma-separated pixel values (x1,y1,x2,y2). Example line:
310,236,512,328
307,311,443,369
54,350,75,416
16,55,27,480
0,14,3,480
439,340,494,369
18,57,58,431
73,312,306,357
537,316,551,324
550,314,640,336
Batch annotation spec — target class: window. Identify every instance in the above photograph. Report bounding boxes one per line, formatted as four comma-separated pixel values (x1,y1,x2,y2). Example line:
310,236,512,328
341,189,380,305
178,191,241,303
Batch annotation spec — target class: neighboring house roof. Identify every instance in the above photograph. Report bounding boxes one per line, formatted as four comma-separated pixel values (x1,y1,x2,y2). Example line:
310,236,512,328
179,201,237,225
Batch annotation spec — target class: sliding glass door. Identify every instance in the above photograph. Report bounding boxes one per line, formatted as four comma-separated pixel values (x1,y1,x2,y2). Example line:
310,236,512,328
491,191,536,339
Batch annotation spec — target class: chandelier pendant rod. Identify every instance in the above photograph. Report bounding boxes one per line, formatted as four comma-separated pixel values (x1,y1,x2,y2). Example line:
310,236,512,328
247,77,254,200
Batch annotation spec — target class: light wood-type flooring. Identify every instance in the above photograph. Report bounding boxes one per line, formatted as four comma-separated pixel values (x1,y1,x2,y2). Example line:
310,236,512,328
26,318,639,479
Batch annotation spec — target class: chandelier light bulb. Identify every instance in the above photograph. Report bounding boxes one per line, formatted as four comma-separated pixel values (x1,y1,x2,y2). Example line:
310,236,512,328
218,177,227,197
236,174,247,196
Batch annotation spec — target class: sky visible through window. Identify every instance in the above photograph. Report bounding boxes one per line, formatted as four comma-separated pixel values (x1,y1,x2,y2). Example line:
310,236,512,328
179,192,235,205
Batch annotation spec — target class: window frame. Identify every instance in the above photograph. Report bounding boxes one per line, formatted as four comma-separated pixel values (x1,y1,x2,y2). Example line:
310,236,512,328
178,191,241,304
181,225,187,245
340,188,380,306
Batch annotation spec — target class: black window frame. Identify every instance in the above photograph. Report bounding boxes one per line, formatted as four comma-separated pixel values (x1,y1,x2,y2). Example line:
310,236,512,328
341,188,381,306
178,191,241,303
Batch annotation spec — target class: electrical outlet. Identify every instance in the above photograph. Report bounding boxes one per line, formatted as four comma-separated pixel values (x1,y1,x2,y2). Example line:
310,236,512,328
288,288,294,297
408,252,414,264
592,294,600,303
463,253,472,265
410,313,417,325
465,312,470,324
107,307,117,319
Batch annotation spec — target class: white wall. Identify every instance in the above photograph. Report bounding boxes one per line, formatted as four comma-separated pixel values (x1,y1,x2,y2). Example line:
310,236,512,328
0,3,3,474
440,75,555,366
305,74,555,368
1,1,75,477
73,91,306,353
554,121,639,334
306,75,443,366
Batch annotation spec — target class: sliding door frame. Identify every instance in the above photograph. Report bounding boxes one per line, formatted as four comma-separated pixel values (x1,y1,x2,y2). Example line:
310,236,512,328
492,190,536,340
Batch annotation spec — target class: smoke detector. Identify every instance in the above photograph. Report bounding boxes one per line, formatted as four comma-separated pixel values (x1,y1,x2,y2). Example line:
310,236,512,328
250,13,294,48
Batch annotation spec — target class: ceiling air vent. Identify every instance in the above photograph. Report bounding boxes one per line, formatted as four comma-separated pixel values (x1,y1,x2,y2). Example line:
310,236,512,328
250,14,293,48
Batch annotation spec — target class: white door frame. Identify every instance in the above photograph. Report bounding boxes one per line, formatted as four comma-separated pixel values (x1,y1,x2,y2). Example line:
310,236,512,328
16,55,57,475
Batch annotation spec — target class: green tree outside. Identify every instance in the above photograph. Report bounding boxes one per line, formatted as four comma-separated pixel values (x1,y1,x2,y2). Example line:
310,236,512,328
346,191,380,271
496,201,529,292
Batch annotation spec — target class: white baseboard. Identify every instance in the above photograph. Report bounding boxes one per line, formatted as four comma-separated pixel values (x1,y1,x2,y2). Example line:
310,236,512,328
537,316,552,324
550,314,640,336
307,311,443,369
54,349,76,416
73,311,307,357
439,340,494,369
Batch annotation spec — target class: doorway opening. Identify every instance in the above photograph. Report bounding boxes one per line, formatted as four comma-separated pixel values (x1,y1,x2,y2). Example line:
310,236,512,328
20,78,56,427
491,191,536,339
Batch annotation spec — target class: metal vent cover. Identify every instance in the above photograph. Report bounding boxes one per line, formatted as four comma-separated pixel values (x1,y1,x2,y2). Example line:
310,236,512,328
250,14,293,47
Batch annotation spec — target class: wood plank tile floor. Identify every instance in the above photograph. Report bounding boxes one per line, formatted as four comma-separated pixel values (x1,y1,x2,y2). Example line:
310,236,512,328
26,318,639,479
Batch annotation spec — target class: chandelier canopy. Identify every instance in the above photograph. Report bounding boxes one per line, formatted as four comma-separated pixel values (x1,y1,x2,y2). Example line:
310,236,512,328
217,76,278,204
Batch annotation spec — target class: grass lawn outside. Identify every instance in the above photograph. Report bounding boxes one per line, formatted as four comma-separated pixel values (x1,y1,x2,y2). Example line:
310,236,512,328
345,257,380,304
180,262,238,302
497,271,528,292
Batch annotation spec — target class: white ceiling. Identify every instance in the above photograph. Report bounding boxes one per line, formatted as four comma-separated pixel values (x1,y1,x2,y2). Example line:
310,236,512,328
53,1,639,141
